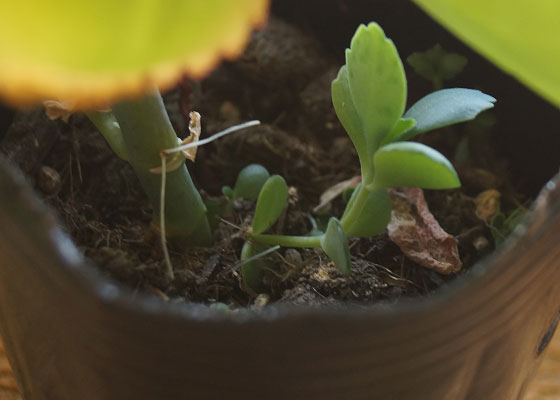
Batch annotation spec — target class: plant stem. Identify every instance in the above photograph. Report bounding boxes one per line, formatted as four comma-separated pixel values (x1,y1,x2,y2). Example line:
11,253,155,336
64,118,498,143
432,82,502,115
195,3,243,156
251,233,322,248
340,184,372,232
111,89,212,247
85,111,128,160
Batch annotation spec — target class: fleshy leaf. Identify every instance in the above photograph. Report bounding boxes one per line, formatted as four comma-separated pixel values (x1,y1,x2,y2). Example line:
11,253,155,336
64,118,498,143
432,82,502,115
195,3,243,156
240,241,268,291
344,186,392,237
0,0,269,109
413,0,560,108
320,218,351,275
332,66,368,169
233,164,270,200
252,175,288,235
346,22,407,151
372,142,460,189
381,118,416,146
400,89,495,140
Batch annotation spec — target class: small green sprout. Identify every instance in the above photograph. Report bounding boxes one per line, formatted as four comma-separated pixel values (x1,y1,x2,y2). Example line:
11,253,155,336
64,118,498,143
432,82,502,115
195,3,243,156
407,44,468,90
241,22,495,290
222,164,270,201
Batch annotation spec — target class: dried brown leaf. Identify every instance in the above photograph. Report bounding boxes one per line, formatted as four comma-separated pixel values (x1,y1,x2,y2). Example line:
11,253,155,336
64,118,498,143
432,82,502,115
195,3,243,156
181,111,201,162
387,187,462,275
474,189,501,222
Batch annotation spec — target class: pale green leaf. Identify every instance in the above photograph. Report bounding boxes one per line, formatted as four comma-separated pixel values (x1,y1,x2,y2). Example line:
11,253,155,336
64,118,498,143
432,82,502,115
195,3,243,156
332,65,368,169
346,22,407,150
252,175,288,235
400,88,495,140
320,218,351,275
413,0,560,108
373,142,460,189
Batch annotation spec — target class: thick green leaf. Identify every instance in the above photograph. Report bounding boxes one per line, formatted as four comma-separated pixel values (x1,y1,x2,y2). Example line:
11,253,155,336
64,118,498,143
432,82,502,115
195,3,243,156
413,0,560,108
332,66,368,170
344,186,392,237
400,89,495,140
381,118,416,146
222,185,234,199
320,218,351,275
252,175,288,235
233,164,270,200
240,241,266,292
346,22,407,151
373,142,460,189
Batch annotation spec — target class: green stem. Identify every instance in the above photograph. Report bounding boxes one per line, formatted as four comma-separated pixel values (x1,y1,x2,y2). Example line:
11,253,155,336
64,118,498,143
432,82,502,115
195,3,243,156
111,89,212,247
340,184,372,232
251,233,322,248
85,111,128,160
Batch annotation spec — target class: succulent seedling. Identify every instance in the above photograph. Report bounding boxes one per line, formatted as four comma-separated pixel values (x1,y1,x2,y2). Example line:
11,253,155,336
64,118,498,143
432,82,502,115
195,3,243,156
241,22,495,290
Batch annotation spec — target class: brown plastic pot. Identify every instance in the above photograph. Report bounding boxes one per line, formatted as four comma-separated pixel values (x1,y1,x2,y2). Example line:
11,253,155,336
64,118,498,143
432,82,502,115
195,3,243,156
0,2,559,399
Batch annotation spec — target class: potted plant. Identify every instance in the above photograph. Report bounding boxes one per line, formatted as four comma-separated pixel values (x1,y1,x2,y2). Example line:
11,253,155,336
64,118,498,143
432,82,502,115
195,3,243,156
0,1,559,400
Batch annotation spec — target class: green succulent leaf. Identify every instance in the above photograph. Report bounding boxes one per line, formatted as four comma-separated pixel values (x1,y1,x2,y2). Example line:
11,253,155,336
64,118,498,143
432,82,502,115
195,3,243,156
252,175,288,235
381,118,416,146
233,164,270,200
346,22,407,152
332,65,368,170
320,218,351,276
344,186,392,237
240,241,268,292
400,88,496,140
372,142,460,189
222,186,234,199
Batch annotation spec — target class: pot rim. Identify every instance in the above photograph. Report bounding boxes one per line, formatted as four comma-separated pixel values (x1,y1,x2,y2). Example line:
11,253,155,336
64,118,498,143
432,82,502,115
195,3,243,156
2,157,559,324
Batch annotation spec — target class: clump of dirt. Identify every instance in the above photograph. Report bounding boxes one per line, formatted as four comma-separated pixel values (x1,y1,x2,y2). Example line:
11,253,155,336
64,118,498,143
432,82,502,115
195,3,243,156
0,17,522,309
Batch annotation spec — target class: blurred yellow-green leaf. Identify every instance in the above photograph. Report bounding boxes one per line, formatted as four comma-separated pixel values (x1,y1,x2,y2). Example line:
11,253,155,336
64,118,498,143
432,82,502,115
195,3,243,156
413,0,560,108
0,0,269,109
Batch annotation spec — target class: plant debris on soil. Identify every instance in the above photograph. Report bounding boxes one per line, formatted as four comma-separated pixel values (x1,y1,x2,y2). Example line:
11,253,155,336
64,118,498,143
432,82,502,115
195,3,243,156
0,17,526,309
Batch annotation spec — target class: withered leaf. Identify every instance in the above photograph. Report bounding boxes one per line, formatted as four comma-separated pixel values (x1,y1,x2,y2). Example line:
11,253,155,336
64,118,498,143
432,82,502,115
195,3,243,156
387,187,462,275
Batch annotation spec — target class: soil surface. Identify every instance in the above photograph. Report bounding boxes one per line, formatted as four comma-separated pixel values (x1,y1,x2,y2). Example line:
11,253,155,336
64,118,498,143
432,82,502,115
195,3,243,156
0,17,524,309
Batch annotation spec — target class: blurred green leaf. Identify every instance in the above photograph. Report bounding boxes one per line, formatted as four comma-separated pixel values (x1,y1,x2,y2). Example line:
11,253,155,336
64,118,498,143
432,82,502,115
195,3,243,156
320,218,351,275
346,22,407,152
401,88,495,140
252,175,288,235
373,142,460,189
413,0,560,108
0,0,269,108
222,186,234,199
344,186,392,237
233,164,270,200
407,44,467,88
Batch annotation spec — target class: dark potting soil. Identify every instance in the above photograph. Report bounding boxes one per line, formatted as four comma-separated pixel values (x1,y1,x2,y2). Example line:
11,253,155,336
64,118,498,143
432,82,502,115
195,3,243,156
0,17,524,309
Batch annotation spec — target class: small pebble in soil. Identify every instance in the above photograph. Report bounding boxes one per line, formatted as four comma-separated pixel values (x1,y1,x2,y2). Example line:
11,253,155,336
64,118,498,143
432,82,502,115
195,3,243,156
37,165,61,195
